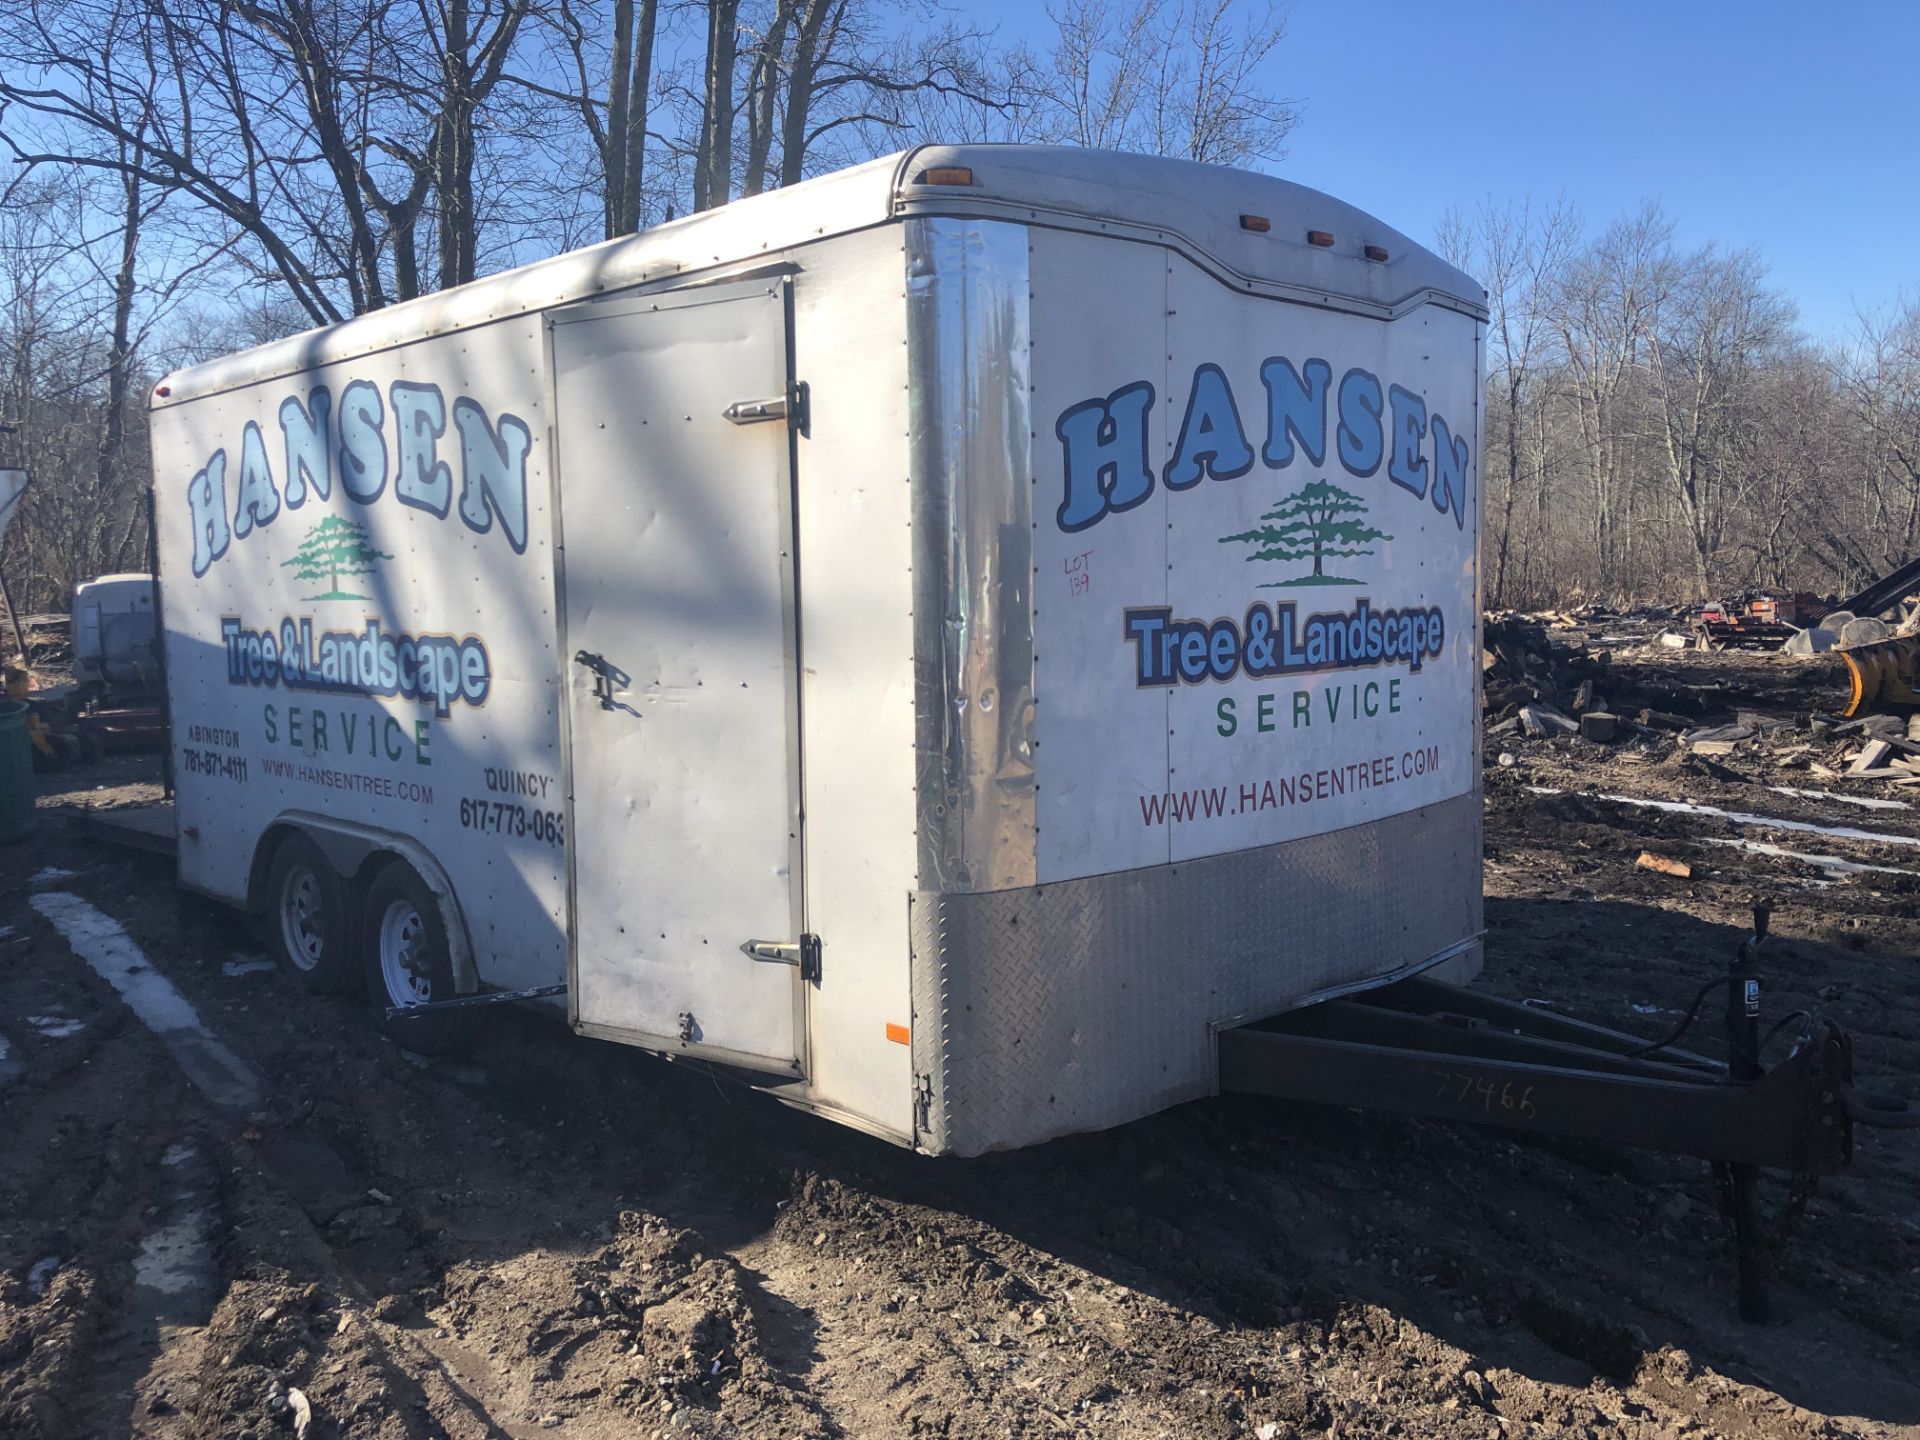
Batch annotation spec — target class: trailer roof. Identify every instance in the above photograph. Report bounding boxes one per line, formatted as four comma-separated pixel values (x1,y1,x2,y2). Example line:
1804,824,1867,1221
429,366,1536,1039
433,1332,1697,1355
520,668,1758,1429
155,145,1484,405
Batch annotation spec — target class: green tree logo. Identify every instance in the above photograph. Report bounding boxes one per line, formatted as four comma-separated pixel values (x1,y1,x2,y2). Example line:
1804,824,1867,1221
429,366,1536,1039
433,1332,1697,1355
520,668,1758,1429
1219,479,1392,586
281,514,393,600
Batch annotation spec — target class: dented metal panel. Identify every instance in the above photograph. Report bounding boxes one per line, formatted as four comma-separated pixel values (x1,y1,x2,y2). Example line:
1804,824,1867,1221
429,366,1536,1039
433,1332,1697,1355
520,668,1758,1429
906,218,1037,894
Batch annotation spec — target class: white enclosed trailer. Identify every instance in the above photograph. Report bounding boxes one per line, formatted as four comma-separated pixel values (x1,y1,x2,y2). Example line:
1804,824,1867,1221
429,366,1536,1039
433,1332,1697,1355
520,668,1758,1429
150,145,1485,1155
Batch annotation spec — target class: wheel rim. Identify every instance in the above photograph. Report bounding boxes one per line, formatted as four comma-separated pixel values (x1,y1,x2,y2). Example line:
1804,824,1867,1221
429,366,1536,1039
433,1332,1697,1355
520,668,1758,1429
378,898,434,1007
277,866,326,971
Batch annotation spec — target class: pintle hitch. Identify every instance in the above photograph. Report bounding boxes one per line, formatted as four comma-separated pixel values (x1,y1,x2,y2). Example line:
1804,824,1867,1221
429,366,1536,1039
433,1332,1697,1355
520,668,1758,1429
1218,901,1916,1322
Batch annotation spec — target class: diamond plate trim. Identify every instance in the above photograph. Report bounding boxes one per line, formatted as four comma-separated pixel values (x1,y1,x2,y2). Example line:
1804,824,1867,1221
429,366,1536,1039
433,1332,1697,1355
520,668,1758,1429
909,791,1482,1155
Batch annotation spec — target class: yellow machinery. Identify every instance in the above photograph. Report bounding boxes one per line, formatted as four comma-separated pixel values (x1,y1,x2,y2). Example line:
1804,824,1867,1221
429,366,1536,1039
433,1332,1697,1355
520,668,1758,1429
1841,634,1920,716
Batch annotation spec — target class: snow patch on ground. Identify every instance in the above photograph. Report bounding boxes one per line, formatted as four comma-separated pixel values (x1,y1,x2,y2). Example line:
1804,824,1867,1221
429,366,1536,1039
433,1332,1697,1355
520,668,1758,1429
1697,836,1920,878
1770,785,1911,812
28,891,262,1111
1529,787,1920,848
26,1256,60,1297
132,1141,220,1306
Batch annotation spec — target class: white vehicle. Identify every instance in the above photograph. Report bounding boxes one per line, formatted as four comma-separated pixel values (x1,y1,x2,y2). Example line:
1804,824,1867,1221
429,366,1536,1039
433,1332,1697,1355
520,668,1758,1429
72,573,159,689
150,145,1485,1155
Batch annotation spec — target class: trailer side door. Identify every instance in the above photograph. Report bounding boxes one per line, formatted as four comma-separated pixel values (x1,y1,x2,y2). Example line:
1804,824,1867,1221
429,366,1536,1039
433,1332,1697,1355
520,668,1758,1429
550,278,807,1076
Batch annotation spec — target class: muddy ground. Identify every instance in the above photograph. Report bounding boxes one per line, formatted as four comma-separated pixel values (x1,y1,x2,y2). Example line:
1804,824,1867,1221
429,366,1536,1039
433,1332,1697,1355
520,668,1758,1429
2,645,1917,1440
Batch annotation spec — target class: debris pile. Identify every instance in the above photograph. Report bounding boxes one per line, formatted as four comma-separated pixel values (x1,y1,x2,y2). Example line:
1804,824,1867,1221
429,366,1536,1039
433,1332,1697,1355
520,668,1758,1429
1483,615,1699,748
1485,611,1920,799
0,612,69,668
1693,591,1824,650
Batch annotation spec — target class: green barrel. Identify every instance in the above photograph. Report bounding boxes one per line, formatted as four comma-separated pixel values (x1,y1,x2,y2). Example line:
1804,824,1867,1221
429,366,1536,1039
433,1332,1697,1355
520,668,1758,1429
0,701,34,844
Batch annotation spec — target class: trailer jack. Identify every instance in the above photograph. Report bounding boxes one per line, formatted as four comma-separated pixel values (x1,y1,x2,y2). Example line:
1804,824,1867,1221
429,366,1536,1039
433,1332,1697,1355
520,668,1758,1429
1217,905,1917,1322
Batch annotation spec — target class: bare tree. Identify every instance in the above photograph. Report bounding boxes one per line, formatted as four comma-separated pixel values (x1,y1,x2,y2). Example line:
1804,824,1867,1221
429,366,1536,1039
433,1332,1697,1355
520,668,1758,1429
2,0,541,319
1843,298,1920,573
0,169,182,614
1645,248,1794,597
1548,203,1677,594
1440,196,1580,607
1038,0,1300,165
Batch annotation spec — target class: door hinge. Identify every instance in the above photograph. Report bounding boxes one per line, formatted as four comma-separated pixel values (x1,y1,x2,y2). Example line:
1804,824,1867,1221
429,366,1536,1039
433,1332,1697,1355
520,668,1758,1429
914,1071,935,1134
741,932,822,983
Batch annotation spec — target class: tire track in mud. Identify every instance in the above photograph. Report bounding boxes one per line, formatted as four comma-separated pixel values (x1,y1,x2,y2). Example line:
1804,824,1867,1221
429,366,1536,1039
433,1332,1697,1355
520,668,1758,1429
17,857,836,1439
0,873,243,1439
1,880,551,1439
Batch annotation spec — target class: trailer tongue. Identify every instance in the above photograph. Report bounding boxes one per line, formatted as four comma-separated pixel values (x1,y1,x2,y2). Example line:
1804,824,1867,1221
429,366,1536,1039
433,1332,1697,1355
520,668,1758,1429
1219,902,1917,1321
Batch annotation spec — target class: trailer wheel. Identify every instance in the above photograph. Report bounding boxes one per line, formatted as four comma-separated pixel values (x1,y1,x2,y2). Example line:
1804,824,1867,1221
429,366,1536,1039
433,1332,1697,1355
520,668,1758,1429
267,833,357,995
361,862,473,1055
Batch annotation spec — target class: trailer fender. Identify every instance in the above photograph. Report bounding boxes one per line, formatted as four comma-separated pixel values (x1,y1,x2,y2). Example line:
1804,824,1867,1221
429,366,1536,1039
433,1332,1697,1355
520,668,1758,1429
249,813,480,993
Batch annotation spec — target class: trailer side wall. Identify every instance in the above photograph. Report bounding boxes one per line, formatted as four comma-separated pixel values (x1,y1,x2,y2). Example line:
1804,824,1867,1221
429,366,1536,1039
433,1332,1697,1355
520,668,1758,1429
154,316,570,997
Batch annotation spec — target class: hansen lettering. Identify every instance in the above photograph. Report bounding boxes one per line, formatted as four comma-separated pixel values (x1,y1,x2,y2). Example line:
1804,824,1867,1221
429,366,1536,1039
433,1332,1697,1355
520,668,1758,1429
186,381,532,578
1055,357,1470,535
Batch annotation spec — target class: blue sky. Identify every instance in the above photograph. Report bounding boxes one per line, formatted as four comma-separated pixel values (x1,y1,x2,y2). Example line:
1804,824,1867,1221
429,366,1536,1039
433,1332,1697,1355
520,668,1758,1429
966,0,1919,342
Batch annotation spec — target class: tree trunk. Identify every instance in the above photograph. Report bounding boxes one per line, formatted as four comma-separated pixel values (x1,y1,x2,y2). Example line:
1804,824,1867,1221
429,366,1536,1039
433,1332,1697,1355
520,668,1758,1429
96,153,141,550
437,0,477,290
604,0,633,236
741,3,791,197
695,0,740,211
778,0,834,188
620,0,658,231
1490,375,1523,607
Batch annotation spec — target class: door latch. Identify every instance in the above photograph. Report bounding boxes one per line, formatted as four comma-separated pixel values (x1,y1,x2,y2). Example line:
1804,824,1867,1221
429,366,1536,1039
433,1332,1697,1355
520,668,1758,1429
740,933,823,983
723,381,808,435
722,396,787,425
573,650,628,711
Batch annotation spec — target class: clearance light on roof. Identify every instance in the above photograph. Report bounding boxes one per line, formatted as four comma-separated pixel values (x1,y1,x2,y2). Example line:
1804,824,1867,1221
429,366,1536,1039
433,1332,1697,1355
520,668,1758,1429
1364,244,1390,263
917,166,974,186
1239,213,1271,233
155,384,171,397
1306,229,1335,248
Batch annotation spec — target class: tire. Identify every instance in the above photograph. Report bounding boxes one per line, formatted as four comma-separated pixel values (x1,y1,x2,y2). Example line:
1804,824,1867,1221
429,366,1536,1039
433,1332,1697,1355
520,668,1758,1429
267,832,358,995
360,861,474,1055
